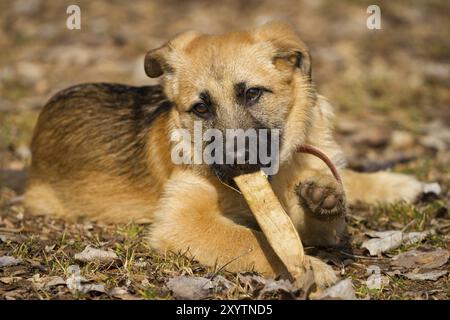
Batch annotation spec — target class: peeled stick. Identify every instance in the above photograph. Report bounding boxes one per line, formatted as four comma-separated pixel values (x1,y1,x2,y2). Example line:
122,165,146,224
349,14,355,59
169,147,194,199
233,144,342,287
233,170,311,287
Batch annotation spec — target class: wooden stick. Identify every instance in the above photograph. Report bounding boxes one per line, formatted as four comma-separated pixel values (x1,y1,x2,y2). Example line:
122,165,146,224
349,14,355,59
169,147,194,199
232,144,342,286
233,171,311,286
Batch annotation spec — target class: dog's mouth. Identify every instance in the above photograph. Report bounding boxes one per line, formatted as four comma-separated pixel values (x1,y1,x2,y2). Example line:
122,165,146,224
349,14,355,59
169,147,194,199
210,161,273,190
204,128,282,185
211,162,260,179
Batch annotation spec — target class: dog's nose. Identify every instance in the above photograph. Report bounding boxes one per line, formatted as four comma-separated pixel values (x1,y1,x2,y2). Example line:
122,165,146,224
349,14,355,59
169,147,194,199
224,150,242,166
233,148,250,165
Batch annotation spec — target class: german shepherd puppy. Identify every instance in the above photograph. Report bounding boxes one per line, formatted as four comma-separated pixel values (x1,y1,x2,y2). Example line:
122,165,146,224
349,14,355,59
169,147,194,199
25,23,422,287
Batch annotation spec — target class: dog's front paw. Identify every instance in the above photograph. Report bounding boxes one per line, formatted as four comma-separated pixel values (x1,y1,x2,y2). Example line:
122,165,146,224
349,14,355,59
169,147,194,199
295,175,346,220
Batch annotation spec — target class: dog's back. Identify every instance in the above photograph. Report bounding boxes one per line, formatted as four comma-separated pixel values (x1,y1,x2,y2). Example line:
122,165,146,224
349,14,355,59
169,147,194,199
25,83,173,222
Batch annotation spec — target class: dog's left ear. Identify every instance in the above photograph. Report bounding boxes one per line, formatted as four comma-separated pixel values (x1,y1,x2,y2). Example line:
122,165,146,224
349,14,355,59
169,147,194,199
253,22,311,79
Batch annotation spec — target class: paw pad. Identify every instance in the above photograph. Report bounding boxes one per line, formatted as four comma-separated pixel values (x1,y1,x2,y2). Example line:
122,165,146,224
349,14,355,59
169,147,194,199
295,178,346,220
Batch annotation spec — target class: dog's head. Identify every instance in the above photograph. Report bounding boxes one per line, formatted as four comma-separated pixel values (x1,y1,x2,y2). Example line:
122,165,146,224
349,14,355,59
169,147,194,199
145,22,315,181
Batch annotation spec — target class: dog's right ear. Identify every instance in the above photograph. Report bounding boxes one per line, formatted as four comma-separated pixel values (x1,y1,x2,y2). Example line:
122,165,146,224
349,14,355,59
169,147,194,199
144,30,200,78
144,46,170,78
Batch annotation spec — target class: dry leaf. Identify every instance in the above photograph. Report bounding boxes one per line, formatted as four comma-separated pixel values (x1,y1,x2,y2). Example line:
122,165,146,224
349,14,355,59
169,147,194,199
259,279,297,297
362,230,434,256
404,270,447,281
44,244,56,253
166,275,233,300
65,264,106,294
0,234,7,242
2,289,25,300
74,246,118,263
362,231,402,256
237,272,313,299
391,248,450,269
109,287,142,300
311,278,357,300
237,273,267,288
44,276,66,288
366,274,390,290
390,130,415,149
0,256,21,267
0,276,22,284
79,283,106,294
29,275,66,290
419,121,450,151
366,265,390,290
66,265,83,293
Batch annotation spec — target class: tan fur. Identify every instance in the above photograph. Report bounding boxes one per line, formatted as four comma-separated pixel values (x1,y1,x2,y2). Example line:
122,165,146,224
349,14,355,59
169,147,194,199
25,23,422,287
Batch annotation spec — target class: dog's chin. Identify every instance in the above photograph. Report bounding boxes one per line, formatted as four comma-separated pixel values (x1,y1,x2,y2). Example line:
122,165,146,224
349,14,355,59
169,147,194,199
211,163,261,186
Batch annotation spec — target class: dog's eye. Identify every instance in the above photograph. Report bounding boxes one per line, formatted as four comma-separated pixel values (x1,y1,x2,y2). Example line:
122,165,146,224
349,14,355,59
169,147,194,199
245,88,263,104
191,103,210,117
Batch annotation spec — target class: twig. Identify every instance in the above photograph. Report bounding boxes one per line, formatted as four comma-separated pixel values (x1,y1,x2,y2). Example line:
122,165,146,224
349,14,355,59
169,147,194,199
337,250,385,261
435,223,450,231
401,219,417,232
0,227,23,233
209,250,253,281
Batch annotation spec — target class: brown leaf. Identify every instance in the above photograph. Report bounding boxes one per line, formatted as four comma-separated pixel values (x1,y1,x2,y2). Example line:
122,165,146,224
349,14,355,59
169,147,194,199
0,256,21,268
310,278,357,300
366,265,390,290
362,230,434,256
109,287,142,300
419,121,450,151
237,273,267,289
404,270,447,281
166,275,233,300
0,276,22,284
259,279,297,297
44,276,66,288
74,246,118,263
391,248,450,269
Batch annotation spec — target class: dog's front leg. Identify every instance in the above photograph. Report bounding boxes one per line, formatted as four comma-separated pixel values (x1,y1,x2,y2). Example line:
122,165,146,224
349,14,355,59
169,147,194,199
148,170,338,287
147,170,287,276
276,166,347,247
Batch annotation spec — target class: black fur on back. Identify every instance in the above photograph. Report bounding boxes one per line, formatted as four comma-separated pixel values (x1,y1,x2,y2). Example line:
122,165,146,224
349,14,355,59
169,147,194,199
33,83,172,181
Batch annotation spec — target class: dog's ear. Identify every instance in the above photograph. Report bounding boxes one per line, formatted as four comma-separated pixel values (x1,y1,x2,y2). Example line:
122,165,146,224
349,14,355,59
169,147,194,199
144,30,200,78
144,45,169,78
253,22,311,79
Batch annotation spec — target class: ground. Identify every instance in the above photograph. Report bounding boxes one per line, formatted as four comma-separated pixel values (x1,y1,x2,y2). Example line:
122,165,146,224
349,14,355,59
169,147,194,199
0,0,449,300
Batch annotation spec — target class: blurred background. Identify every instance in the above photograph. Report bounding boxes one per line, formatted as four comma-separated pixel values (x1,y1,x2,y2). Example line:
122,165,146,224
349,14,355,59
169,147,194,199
0,0,449,193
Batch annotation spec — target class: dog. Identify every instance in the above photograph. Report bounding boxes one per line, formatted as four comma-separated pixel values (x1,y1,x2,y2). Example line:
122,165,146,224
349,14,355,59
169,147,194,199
25,22,423,287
